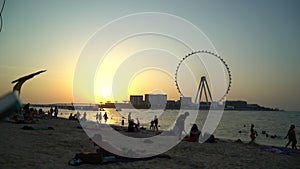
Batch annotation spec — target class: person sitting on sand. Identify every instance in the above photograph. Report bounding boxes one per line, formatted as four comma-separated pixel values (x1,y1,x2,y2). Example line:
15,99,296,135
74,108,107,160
185,124,201,142
249,124,258,143
128,119,135,132
69,113,74,120
284,124,297,149
150,120,154,130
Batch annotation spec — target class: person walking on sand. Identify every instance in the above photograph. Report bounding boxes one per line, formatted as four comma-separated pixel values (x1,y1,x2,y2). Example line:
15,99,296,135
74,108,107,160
174,112,189,140
284,124,297,149
103,112,108,123
249,124,258,143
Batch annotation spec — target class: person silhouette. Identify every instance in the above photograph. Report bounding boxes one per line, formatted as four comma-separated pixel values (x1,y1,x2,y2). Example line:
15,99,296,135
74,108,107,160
174,112,189,140
153,115,158,131
249,124,258,143
103,112,108,123
284,124,297,149
185,124,201,142
54,106,58,117
81,112,87,121
128,112,132,124
96,112,99,123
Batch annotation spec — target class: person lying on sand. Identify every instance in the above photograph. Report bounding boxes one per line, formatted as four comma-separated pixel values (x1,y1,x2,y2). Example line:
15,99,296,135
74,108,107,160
69,134,171,166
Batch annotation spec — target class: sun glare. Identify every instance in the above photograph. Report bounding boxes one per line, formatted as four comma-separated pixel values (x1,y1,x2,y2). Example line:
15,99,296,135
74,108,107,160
101,88,110,96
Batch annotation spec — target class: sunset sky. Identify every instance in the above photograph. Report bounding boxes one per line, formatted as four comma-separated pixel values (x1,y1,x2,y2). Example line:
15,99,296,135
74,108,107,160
0,0,299,111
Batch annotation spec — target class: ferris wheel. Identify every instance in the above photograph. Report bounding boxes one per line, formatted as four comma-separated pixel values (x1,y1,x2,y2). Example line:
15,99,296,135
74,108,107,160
174,50,232,102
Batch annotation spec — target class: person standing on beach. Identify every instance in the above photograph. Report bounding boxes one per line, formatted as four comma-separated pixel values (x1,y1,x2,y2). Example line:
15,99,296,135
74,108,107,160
96,112,99,123
284,124,297,149
174,112,189,140
81,112,87,121
128,112,132,124
249,124,258,143
154,115,158,131
103,112,108,123
54,106,58,117
49,106,53,117
99,112,102,123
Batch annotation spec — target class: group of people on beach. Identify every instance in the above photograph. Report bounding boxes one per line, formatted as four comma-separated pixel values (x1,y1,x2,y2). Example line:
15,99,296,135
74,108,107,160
49,106,59,117
249,124,297,149
95,112,108,123
150,115,159,131
127,112,140,132
10,103,61,124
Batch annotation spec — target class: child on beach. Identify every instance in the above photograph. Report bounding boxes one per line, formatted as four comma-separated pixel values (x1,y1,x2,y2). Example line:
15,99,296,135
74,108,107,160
150,120,154,130
284,124,297,149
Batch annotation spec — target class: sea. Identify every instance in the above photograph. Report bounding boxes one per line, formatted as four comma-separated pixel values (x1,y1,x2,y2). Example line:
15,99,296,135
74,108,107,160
38,107,300,148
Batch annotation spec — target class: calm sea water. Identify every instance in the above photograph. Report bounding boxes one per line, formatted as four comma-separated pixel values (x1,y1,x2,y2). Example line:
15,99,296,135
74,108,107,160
39,107,300,147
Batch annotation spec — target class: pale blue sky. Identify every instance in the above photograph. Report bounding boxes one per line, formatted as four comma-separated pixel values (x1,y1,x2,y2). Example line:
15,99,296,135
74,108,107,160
0,0,300,110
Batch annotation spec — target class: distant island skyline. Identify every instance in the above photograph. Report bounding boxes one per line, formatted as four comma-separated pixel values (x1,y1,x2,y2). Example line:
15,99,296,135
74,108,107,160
30,93,283,111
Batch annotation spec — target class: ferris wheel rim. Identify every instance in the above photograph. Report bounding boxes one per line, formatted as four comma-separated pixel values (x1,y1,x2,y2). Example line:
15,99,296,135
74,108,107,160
174,50,232,102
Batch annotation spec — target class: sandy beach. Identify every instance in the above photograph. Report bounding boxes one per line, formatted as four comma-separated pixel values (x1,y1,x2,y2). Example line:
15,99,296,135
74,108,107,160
0,117,299,169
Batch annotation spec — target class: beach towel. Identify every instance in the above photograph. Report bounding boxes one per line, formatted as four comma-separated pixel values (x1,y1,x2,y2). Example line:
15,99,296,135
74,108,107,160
260,147,298,155
68,153,171,166
74,152,103,164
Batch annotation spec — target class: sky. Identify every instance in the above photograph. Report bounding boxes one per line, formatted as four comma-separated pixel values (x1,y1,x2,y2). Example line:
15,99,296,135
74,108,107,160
0,0,300,111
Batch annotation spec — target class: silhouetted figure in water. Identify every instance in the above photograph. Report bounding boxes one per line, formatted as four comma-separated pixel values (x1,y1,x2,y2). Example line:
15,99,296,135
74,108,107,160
249,124,258,143
284,124,297,149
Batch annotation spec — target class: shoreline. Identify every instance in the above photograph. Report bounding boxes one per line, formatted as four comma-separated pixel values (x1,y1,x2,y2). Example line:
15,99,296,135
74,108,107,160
14,112,295,149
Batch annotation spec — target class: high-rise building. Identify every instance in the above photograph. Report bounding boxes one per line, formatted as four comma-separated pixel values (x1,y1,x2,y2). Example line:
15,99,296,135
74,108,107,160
145,94,167,109
180,97,192,107
130,95,143,106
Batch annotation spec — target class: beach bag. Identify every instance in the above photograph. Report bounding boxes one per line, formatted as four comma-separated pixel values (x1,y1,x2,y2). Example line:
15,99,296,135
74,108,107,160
74,152,103,164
